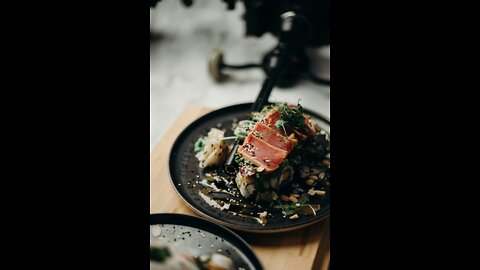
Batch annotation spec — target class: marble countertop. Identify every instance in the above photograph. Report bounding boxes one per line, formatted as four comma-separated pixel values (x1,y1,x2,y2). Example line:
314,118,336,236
150,1,330,150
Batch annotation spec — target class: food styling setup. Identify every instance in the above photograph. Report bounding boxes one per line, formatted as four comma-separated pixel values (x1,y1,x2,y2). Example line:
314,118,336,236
150,1,330,269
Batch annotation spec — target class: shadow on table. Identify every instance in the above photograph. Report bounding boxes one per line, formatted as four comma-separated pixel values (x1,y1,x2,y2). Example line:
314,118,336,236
236,217,330,248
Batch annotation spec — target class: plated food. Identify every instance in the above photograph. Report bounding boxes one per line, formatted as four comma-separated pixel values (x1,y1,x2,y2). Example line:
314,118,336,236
168,103,329,232
193,102,330,225
150,239,234,270
150,213,263,269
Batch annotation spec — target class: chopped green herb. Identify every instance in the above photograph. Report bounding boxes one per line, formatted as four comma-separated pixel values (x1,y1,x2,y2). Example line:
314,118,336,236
194,137,206,153
270,193,310,216
194,257,210,270
288,134,329,164
277,102,308,135
298,193,309,204
234,153,244,164
150,246,171,263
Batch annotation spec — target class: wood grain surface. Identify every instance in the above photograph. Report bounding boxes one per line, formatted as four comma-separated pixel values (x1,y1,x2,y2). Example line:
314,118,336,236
150,105,330,270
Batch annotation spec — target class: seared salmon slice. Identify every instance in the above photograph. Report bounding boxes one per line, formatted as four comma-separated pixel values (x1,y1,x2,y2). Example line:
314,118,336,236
237,133,288,172
251,122,297,152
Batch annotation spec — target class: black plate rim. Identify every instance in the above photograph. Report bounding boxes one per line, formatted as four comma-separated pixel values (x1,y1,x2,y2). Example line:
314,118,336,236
150,213,264,270
167,103,330,233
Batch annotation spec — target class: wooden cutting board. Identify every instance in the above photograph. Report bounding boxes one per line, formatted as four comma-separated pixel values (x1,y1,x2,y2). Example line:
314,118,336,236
150,105,330,270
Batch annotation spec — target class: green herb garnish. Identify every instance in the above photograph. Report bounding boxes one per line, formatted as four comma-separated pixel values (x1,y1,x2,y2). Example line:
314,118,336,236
298,193,310,204
194,137,206,153
234,153,244,164
288,134,329,165
270,194,310,216
150,246,171,263
194,256,210,270
277,101,309,135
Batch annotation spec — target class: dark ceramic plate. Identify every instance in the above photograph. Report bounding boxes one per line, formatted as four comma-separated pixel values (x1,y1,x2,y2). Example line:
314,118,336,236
150,213,263,270
168,103,330,233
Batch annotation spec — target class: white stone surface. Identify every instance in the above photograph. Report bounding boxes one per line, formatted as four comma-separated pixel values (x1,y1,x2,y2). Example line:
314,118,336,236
150,1,330,150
